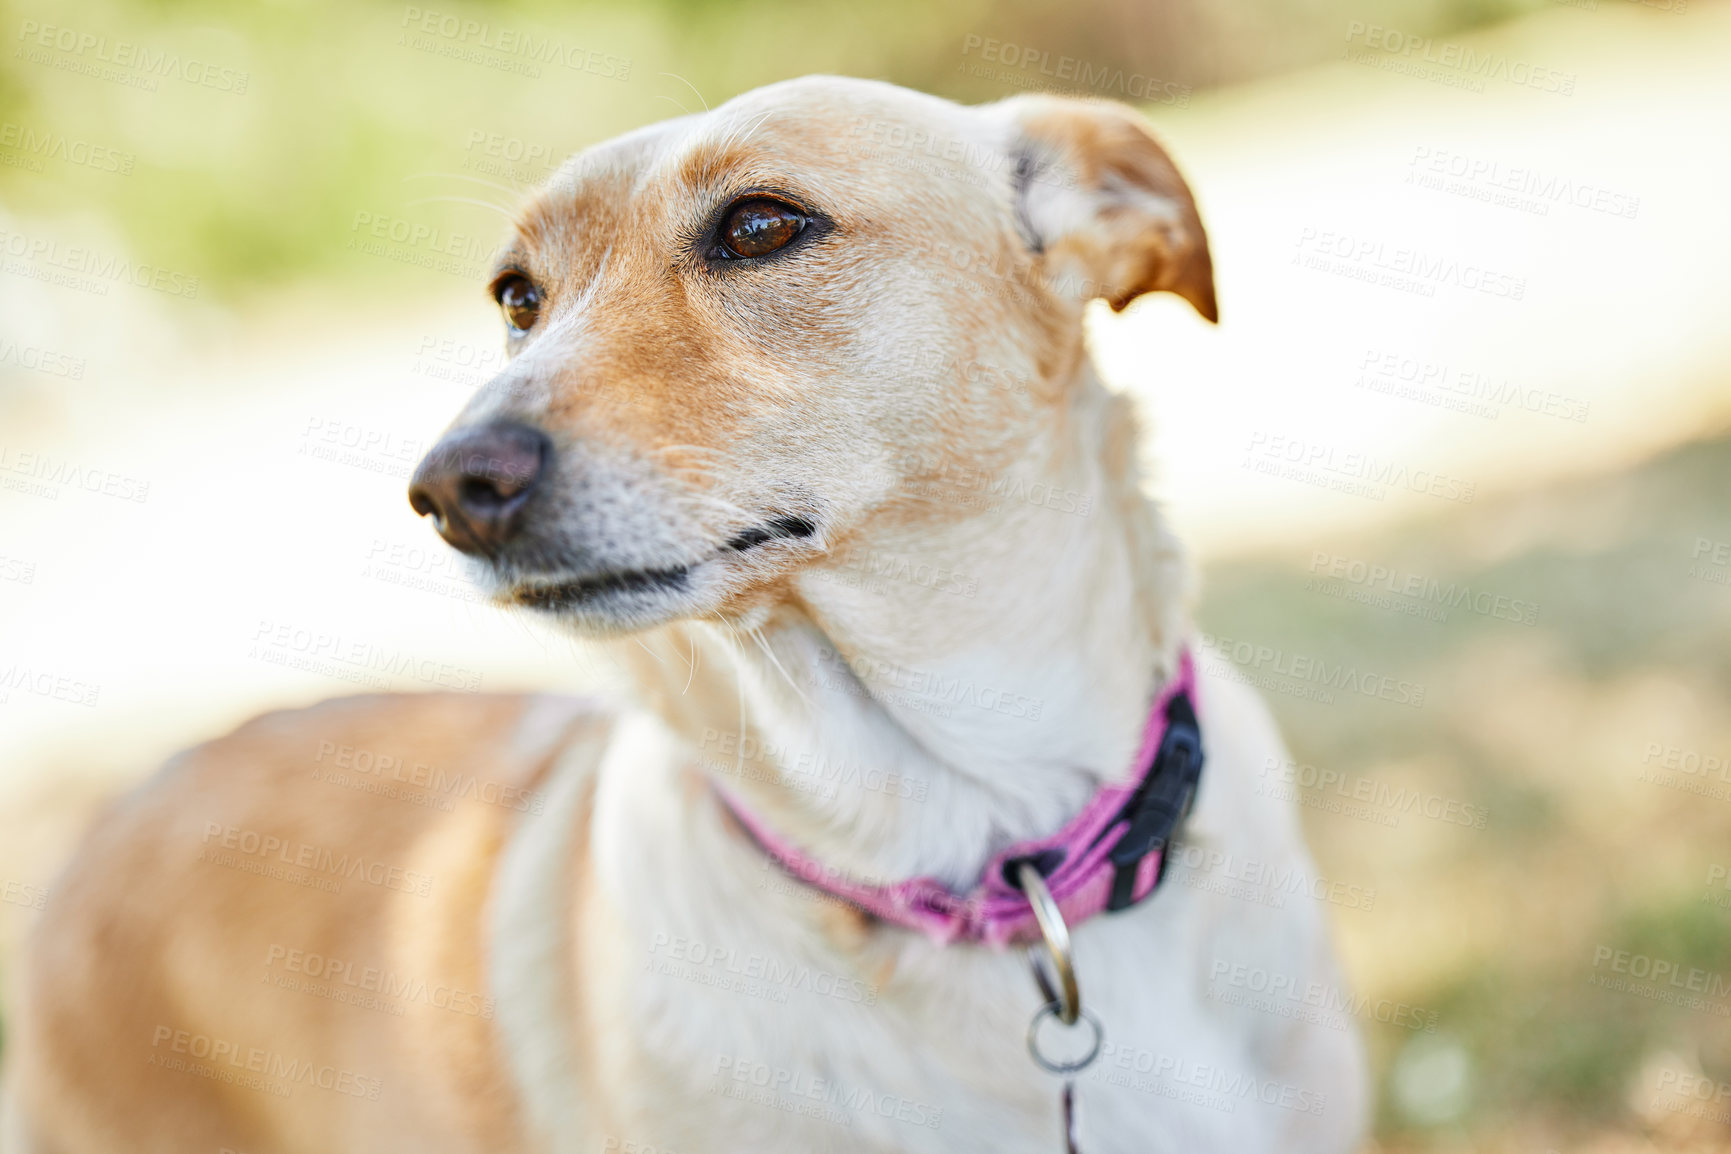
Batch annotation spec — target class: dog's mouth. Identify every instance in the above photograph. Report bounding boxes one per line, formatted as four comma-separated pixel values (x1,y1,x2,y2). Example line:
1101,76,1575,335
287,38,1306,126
506,513,819,614
511,564,693,610
722,514,817,553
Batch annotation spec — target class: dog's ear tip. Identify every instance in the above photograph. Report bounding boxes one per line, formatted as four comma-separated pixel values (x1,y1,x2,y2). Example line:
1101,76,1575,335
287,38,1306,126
1108,289,1217,322
1160,280,1218,323
1010,100,1218,325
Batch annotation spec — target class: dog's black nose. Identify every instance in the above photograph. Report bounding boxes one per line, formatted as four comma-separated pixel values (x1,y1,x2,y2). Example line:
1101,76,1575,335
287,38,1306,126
408,421,550,556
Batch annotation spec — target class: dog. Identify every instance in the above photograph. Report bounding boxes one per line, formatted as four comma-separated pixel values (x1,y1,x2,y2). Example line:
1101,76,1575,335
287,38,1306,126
3,75,1367,1153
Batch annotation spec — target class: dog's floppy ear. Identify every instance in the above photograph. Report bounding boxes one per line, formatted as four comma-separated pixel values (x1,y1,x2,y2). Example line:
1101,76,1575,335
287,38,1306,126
998,96,1217,322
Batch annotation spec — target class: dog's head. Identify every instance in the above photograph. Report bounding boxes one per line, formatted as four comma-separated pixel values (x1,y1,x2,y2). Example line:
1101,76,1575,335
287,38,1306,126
408,76,1214,635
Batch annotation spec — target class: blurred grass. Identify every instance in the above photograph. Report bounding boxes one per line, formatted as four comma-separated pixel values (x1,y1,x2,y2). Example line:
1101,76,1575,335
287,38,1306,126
1198,419,1731,1148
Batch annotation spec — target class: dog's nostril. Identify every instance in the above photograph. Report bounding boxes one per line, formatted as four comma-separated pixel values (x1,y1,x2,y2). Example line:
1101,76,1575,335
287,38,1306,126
459,476,512,511
407,486,440,520
408,421,551,556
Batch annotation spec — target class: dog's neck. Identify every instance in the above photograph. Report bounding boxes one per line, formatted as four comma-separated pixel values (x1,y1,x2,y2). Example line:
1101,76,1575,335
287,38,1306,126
622,361,1188,892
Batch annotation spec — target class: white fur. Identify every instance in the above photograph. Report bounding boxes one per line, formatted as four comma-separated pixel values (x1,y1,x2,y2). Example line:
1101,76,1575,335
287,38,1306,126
490,715,613,1152
490,366,1369,1152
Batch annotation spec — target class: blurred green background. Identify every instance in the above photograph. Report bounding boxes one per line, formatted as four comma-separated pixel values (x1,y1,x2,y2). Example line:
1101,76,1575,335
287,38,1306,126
0,0,1551,294
3,0,1730,1151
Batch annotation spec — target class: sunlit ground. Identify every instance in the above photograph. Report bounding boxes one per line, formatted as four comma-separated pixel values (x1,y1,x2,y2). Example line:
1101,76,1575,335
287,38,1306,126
2,3,1730,1148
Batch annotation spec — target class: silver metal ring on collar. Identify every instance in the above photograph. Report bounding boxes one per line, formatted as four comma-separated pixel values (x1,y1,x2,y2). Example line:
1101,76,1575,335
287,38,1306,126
1026,1002,1105,1076
1016,861,1080,1025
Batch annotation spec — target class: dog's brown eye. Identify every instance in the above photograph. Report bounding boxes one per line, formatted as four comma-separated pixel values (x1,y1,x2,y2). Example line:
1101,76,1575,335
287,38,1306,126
718,199,806,259
494,274,541,332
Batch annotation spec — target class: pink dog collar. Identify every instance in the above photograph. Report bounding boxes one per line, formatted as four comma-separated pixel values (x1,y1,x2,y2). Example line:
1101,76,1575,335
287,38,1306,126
719,650,1204,947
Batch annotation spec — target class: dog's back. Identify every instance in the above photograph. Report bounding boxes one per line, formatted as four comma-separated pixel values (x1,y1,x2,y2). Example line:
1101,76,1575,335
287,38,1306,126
6,692,608,1154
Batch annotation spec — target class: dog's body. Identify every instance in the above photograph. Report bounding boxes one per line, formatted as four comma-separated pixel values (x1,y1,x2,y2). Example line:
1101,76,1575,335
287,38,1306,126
5,76,1366,1153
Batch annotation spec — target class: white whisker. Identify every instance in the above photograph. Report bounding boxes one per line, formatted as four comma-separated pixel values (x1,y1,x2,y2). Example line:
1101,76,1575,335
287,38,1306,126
403,195,516,220
403,171,527,199
705,614,751,780
659,71,711,113
750,626,811,709
683,630,699,695
727,109,778,150
633,634,666,666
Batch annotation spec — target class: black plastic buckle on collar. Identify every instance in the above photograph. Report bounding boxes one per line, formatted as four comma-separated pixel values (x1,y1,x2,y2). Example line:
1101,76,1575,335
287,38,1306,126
1102,691,1204,913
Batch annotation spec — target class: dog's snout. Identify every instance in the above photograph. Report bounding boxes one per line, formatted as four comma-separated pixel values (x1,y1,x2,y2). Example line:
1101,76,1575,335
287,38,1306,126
408,421,551,556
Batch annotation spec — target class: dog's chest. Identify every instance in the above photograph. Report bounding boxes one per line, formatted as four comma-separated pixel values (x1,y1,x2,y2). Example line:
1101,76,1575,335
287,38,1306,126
495,699,1360,1154
613,879,1299,1154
